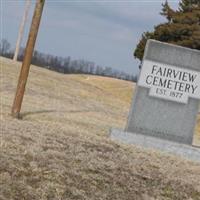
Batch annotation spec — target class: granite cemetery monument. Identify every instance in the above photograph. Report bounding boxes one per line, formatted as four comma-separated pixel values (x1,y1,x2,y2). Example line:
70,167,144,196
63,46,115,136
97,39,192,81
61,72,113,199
111,40,200,162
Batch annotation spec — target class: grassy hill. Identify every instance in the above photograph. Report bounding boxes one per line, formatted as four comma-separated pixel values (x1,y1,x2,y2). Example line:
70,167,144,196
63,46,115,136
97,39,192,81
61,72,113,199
1,56,200,200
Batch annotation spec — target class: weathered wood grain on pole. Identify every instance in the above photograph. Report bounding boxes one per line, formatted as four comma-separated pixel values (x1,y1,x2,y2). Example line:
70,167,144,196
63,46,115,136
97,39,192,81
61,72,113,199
12,0,45,118
13,0,31,62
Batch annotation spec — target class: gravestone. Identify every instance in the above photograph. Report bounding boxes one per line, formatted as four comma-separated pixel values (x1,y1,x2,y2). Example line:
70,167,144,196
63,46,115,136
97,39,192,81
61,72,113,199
111,40,200,162
127,39,200,145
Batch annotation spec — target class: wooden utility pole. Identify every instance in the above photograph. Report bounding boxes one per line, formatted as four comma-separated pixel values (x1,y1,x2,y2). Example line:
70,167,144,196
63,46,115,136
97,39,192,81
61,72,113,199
11,0,45,118
13,0,31,62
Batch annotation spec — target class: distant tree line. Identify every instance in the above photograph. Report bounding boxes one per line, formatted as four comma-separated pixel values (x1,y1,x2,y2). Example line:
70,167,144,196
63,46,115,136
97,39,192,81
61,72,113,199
0,39,137,82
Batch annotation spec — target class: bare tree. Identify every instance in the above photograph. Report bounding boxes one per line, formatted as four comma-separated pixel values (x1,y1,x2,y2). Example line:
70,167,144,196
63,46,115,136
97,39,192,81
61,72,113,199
0,39,11,56
13,0,31,61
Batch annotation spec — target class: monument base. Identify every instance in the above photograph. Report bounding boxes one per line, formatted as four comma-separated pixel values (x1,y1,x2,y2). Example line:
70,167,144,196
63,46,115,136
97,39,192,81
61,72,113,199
110,129,200,163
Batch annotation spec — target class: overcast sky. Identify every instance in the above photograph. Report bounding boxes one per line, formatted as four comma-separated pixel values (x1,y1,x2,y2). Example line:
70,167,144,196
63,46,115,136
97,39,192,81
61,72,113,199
1,0,179,75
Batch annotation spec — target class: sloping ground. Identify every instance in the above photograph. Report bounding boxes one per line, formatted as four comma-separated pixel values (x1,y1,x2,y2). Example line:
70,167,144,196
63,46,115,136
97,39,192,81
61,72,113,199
0,57,200,200
195,115,200,146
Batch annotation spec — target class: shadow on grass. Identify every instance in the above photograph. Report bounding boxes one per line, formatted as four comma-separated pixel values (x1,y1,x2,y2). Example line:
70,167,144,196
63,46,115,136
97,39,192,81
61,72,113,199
21,110,57,118
21,109,100,118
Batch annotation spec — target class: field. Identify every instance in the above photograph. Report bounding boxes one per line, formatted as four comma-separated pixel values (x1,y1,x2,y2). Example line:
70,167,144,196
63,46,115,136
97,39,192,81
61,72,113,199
1,56,200,200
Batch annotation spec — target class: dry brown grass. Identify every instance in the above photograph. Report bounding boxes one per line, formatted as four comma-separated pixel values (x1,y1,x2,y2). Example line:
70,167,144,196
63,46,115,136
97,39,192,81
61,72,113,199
1,57,200,200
